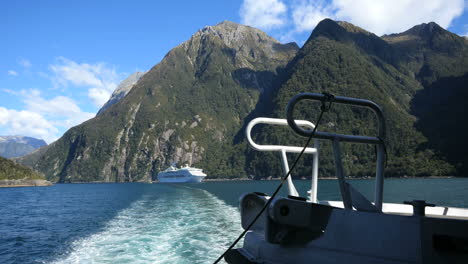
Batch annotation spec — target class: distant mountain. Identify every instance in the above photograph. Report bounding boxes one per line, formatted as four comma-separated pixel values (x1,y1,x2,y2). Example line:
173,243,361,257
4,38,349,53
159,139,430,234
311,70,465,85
19,19,468,181
0,136,47,158
98,71,146,115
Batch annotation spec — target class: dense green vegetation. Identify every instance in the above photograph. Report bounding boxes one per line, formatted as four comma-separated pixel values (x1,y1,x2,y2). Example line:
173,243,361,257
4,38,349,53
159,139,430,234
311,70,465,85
412,73,468,174
0,156,44,180
24,21,297,182
19,19,468,181
245,19,466,178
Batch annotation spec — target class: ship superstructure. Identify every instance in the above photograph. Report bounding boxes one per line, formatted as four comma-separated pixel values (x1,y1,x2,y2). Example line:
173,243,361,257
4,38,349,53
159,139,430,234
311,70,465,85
157,165,207,183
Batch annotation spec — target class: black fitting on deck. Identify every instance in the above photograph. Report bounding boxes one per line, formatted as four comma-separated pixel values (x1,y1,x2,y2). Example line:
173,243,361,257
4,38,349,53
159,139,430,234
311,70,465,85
404,200,435,216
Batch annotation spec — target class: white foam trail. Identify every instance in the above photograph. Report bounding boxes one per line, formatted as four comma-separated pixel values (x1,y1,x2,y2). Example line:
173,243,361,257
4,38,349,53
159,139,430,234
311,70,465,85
51,186,242,264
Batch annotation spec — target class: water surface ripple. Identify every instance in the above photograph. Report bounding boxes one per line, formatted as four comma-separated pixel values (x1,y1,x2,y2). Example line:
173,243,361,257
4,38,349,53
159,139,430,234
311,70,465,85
1,178,467,264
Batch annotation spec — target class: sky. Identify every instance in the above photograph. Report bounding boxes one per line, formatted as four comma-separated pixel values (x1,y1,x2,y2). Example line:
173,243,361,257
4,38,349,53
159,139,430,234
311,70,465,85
2,0,467,143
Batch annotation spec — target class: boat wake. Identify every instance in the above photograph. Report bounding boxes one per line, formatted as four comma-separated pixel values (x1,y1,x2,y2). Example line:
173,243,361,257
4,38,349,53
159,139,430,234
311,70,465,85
51,185,242,264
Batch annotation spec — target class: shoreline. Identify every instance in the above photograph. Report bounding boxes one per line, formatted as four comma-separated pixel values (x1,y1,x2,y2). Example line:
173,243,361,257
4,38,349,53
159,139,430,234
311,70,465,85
0,179,53,188
200,175,458,182
0,184,53,188
6,176,458,186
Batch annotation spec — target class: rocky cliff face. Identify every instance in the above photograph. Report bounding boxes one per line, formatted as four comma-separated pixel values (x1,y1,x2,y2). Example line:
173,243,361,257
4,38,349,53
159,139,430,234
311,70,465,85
28,21,298,182
97,71,146,115
0,136,47,158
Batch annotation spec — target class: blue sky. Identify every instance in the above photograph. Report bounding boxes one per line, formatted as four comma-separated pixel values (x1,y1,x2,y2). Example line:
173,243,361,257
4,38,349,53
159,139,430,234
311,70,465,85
1,0,467,143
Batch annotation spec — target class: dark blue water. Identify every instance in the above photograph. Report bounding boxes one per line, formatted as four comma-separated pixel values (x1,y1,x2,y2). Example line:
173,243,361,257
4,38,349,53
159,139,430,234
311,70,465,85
0,184,148,263
198,178,468,208
1,178,467,263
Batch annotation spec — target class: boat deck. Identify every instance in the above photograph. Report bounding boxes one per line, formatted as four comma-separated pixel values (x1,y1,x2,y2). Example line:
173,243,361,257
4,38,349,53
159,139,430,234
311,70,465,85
321,201,468,220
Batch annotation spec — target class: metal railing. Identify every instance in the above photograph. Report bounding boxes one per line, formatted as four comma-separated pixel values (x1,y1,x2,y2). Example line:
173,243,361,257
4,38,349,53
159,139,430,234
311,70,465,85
286,92,386,211
246,118,319,202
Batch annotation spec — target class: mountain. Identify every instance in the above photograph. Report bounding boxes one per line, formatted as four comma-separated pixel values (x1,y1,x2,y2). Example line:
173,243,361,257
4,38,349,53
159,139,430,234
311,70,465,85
24,21,298,182
0,136,47,158
382,22,468,85
246,19,467,178
20,19,468,181
0,156,43,180
0,155,53,187
97,71,146,115
384,22,468,175
411,72,468,175
13,144,50,168
0,156,52,187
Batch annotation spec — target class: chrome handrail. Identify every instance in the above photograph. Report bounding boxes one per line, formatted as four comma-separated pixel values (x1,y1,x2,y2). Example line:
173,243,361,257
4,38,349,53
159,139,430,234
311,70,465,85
246,117,319,202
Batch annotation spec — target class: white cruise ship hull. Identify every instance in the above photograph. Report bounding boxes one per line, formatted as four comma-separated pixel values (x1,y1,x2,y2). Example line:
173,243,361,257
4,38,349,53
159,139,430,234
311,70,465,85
157,166,207,183
157,174,205,183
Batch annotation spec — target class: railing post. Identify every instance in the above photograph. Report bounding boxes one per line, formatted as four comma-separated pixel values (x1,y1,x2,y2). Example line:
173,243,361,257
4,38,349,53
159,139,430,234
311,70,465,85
332,139,352,209
375,144,385,211
280,149,299,197
246,118,317,200
310,139,319,203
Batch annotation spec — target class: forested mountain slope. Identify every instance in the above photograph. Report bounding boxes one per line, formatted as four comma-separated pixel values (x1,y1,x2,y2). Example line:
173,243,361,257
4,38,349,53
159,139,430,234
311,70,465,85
246,19,467,178
26,21,298,182
21,19,468,181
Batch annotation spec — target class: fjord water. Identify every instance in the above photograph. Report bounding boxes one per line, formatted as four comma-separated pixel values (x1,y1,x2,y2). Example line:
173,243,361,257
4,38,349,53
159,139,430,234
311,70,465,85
1,178,468,264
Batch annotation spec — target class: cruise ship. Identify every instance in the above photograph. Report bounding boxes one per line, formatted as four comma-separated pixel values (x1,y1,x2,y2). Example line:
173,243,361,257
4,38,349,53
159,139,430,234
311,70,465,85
157,164,207,183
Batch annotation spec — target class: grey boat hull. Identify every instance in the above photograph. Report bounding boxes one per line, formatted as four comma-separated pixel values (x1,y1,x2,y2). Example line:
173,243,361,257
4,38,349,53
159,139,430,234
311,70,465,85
226,193,468,264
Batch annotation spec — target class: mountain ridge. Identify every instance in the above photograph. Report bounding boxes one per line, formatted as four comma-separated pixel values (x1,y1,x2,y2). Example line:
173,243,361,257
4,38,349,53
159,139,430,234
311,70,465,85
247,19,466,178
0,136,47,158
98,71,146,115
19,19,468,181
25,21,298,182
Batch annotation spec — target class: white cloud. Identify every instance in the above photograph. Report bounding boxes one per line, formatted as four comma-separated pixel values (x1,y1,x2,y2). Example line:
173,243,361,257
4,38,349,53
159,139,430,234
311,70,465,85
21,89,89,117
243,0,465,42
49,57,119,107
0,89,95,143
292,0,334,32
1,57,123,143
0,107,59,143
88,88,112,107
21,89,95,127
18,58,32,68
332,0,465,35
277,30,298,43
240,0,288,29
1,89,18,95
7,70,18,76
